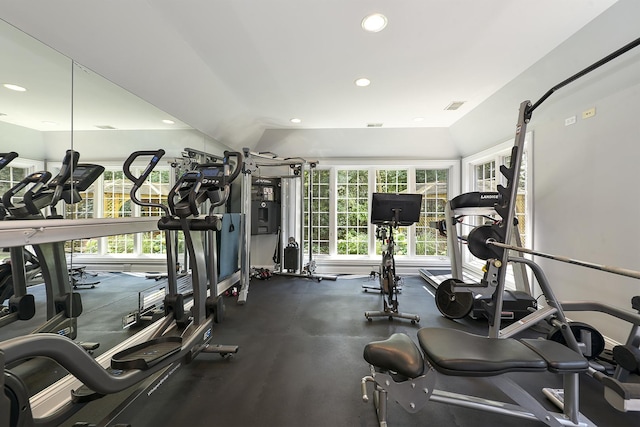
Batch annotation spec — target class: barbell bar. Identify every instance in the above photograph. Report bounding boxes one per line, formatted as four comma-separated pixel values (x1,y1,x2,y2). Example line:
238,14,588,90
467,224,640,281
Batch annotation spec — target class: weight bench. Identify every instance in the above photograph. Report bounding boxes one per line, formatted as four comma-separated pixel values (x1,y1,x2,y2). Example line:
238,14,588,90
361,328,596,426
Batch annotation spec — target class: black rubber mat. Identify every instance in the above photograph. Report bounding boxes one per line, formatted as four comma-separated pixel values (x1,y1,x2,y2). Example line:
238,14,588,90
110,274,638,427
3,273,638,426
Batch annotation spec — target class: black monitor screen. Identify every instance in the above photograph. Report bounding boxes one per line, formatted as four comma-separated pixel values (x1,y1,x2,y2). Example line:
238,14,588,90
370,193,422,226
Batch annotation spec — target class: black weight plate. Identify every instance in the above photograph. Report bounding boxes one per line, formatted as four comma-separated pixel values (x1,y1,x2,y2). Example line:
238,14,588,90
612,345,640,374
435,278,473,319
467,224,504,260
547,321,605,360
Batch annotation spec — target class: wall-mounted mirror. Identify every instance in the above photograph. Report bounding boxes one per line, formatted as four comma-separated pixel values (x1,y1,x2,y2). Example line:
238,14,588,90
0,18,230,351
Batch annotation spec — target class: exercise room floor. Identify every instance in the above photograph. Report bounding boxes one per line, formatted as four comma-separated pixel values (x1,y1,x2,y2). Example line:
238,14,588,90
3,273,639,426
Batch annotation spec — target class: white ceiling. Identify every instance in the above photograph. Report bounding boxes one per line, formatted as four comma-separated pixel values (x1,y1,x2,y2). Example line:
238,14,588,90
0,0,619,151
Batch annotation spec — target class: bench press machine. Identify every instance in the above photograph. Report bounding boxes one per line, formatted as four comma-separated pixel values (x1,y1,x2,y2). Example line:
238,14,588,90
361,35,640,426
361,329,594,427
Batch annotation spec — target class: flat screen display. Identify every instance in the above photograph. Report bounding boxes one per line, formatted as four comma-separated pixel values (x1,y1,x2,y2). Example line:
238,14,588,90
370,192,422,225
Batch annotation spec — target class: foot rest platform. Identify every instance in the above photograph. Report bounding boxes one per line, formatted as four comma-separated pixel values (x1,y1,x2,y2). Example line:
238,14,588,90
111,336,182,371
601,376,640,411
365,328,588,379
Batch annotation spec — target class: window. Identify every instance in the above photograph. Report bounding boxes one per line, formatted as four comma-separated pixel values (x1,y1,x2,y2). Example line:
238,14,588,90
140,169,171,255
415,169,449,256
304,168,330,255
374,169,409,255
336,169,369,255
103,170,135,254
97,167,170,255
65,177,99,254
0,165,29,208
302,161,457,260
505,152,528,247
461,133,532,269
475,161,496,192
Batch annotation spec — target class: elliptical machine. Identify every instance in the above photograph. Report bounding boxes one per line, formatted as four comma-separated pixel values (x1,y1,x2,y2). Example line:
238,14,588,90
0,149,242,427
0,150,104,335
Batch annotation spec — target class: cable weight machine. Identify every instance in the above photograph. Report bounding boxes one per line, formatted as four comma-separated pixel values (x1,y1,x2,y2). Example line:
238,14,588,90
239,149,336,294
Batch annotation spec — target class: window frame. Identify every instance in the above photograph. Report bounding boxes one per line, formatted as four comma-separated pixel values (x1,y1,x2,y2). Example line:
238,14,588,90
460,132,533,272
306,159,459,261
67,160,173,258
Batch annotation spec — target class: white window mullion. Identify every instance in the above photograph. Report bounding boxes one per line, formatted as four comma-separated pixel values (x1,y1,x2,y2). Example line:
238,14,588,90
407,169,416,256
368,167,376,257
329,167,337,256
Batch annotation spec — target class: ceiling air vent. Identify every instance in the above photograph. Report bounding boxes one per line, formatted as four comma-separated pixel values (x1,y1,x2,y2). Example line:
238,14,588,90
445,101,465,111
95,125,116,130
366,123,383,128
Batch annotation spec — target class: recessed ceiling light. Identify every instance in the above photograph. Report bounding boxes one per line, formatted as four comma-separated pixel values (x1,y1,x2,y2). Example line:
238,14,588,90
413,117,425,122
355,78,371,87
362,13,387,33
162,119,175,124
290,118,301,124
3,83,27,92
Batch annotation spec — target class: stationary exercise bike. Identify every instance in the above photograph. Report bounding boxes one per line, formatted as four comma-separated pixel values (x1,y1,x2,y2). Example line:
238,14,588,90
365,193,421,324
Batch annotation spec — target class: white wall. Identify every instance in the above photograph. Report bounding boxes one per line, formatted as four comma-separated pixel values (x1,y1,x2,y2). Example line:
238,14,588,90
0,121,46,159
254,127,458,159
533,78,640,344
451,0,640,344
43,128,229,162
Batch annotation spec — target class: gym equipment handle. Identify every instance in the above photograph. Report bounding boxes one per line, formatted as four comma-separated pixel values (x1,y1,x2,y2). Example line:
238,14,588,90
49,150,80,210
223,150,244,184
486,239,640,280
1,171,52,210
0,152,18,169
123,149,166,186
123,149,169,216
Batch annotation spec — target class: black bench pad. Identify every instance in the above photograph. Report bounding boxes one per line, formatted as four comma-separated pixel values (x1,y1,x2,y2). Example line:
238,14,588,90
520,338,588,374
364,333,425,379
417,328,547,377
450,192,500,210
